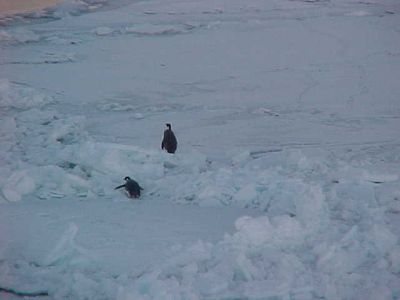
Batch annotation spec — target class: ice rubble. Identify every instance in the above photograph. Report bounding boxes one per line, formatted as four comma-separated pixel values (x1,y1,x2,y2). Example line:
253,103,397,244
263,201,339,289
115,155,400,299
0,78,399,299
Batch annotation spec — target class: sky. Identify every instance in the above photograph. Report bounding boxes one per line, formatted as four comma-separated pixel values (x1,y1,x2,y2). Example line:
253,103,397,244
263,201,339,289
0,0,400,299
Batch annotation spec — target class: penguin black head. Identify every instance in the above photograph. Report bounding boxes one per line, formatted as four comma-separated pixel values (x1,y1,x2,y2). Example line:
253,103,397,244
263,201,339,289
166,123,171,130
124,176,131,181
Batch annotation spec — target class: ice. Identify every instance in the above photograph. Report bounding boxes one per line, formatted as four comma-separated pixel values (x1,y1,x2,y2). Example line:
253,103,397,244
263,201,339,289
47,0,104,18
8,29,40,43
252,107,280,117
93,26,114,36
370,224,398,255
0,116,16,151
0,79,52,110
233,215,274,247
347,10,372,17
2,170,36,202
361,171,399,184
123,24,191,36
388,247,400,275
43,223,93,267
231,215,304,249
233,183,258,204
0,30,12,42
48,116,87,145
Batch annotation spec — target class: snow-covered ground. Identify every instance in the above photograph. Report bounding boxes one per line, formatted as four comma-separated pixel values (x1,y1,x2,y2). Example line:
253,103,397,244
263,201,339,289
1,0,400,299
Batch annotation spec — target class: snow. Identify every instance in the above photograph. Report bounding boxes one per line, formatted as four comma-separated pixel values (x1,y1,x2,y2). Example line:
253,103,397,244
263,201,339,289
1,0,400,299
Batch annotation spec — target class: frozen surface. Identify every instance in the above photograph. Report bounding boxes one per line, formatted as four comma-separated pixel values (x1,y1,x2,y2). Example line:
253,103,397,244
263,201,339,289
1,0,400,299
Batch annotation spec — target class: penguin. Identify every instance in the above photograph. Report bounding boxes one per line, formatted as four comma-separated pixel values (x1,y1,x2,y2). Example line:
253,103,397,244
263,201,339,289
115,176,143,198
161,123,177,154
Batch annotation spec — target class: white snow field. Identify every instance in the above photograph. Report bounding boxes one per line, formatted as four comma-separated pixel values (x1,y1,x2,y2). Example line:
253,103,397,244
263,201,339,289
1,0,400,299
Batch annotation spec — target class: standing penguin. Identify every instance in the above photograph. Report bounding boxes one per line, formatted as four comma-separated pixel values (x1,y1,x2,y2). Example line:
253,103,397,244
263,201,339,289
161,123,177,154
115,176,143,198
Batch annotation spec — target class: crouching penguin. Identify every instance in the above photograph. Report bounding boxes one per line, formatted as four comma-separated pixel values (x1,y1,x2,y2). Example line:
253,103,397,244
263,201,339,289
115,176,143,198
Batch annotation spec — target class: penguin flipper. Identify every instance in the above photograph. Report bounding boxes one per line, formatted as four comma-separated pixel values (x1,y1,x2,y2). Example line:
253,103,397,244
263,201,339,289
114,184,125,190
